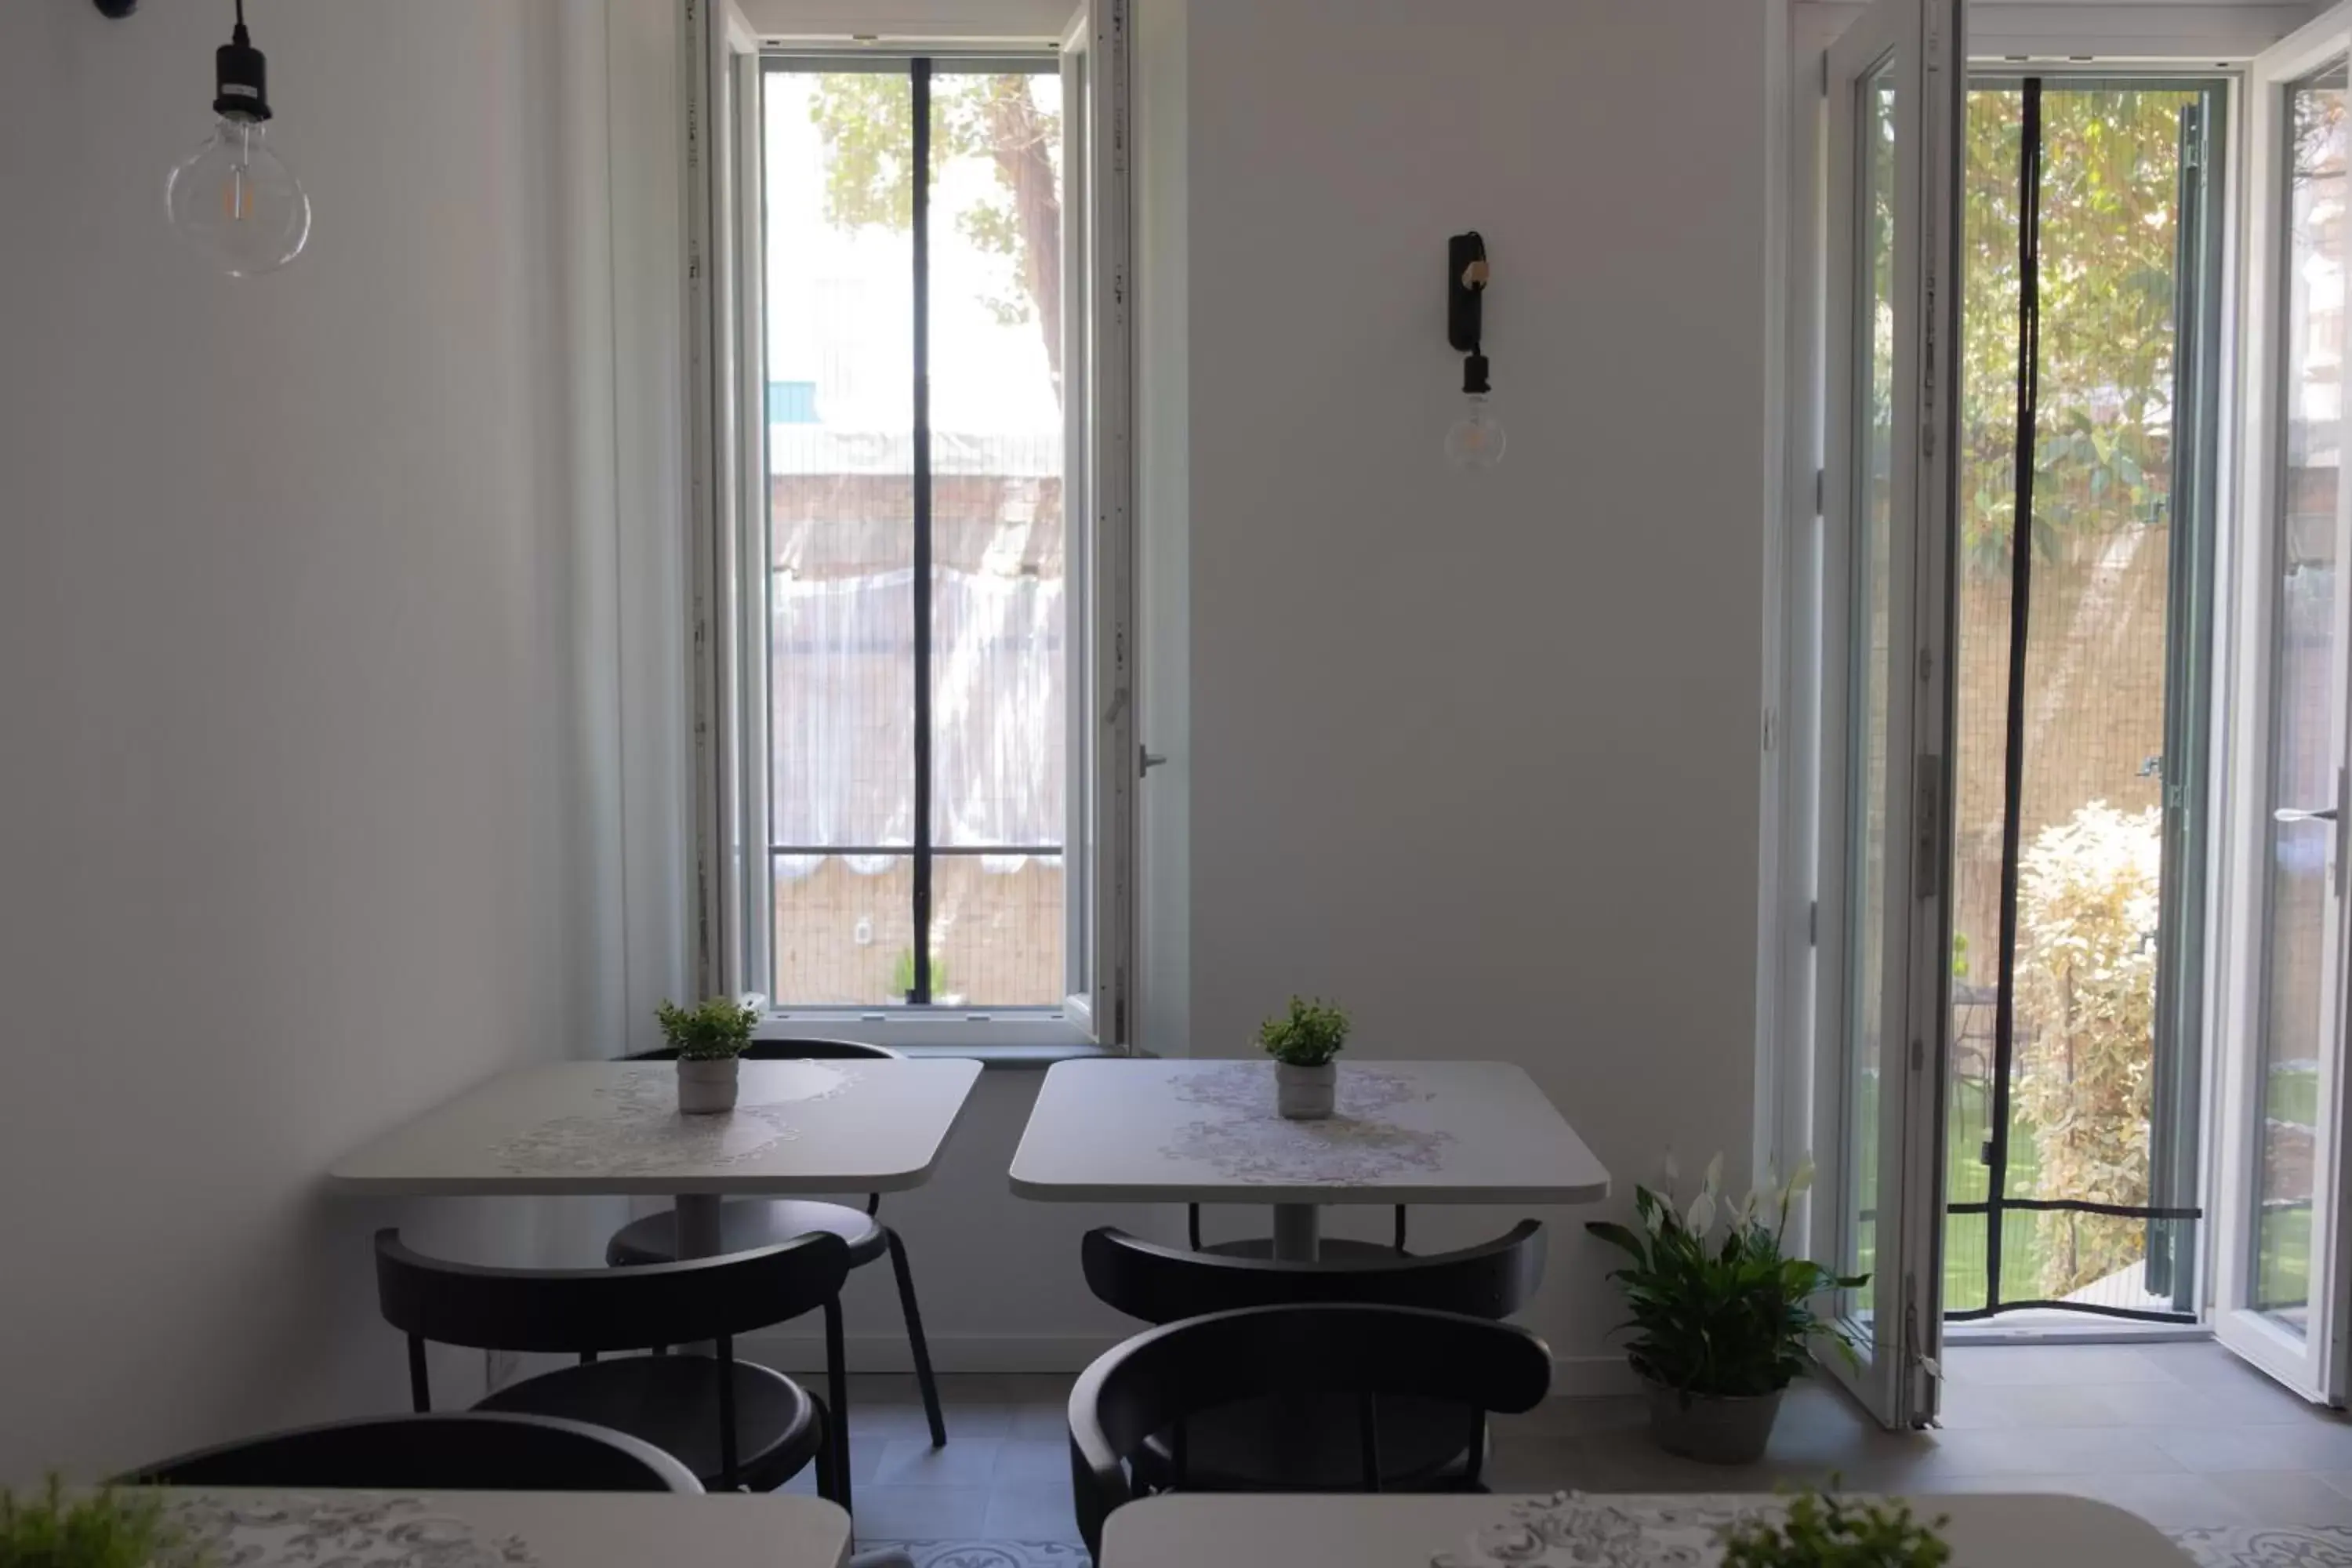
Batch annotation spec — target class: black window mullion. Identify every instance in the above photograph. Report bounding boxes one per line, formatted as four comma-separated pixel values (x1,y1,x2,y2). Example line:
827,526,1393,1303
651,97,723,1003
910,57,935,1005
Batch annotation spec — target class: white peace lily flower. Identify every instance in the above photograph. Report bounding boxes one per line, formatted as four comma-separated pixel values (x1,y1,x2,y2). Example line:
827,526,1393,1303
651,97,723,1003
1789,1156,1817,1196
1686,1189,1717,1235
1735,1187,1762,1228
1702,1152,1724,1197
1642,1198,1665,1235
1661,1149,1680,1185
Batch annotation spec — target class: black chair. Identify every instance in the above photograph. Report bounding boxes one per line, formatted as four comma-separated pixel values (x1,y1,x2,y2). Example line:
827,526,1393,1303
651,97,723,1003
374,1227,848,1497
1091,1220,1547,1321
1068,1304,1552,1556
606,1039,947,1450
1187,1202,1411,1258
1083,1220,1548,1490
124,1412,702,1493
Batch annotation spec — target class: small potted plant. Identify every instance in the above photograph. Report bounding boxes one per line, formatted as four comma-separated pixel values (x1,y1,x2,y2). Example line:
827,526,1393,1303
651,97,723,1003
1722,1488,1951,1567
0,1479,179,1568
1587,1152,1865,1464
656,996,757,1114
1257,996,1349,1120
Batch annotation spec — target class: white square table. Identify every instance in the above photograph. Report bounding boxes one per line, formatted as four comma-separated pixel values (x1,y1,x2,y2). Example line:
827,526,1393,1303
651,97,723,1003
1097,1491,2192,1568
332,1058,983,1258
1010,1058,1610,1259
153,1488,851,1568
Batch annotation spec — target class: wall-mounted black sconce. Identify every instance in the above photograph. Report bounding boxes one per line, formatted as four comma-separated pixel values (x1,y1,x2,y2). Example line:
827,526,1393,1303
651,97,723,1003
1445,231,1506,468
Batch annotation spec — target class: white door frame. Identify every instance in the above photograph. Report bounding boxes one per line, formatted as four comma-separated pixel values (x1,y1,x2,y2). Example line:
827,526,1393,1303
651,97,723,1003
1813,0,1965,1430
2212,0,2352,1403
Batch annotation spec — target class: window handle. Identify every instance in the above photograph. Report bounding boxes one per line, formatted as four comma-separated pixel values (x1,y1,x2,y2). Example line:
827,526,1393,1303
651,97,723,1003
2277,806,2341,823
1140,746,1168,776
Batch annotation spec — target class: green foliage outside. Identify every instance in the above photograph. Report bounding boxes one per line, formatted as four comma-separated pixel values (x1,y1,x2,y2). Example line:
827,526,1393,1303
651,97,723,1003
1958,86,2199,578
890,946,952,1002
2013,802,2162,1298
655,996,758,1061
1721,1490,1951,1568
1587,1156,1864,1399
808,73,1064,396
1256,996,1349,1068
0,1480,183,1568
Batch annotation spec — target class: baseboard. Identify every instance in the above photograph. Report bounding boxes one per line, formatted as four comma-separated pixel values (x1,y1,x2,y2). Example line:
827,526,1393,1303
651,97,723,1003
741,1330,1639,1399
1546,1355,1644,1398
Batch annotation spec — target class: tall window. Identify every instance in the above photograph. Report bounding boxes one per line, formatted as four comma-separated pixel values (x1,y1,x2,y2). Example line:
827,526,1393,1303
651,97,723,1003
693,14,1132,1040
764,57,1067,1008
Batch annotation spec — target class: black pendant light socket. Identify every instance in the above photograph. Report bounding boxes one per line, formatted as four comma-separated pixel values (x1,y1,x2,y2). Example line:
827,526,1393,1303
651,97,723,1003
93,0,140,19
214,22,272,121
1447,231,1487,353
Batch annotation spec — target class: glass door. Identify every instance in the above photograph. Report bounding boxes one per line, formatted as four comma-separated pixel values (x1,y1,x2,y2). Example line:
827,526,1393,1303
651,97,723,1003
1815,0,1965,1428
2216,4,2352,1403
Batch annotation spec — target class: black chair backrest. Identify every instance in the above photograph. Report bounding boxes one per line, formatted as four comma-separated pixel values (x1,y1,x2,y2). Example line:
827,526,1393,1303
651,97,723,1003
1084,1220,1546,1323
123,1413,702,1493
1068,1304,1552,1554
629,1038,902,1062
376,1229,850,1357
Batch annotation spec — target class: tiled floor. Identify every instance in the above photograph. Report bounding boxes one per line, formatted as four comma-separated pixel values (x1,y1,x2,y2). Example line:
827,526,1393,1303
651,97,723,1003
778,1340,2352,1544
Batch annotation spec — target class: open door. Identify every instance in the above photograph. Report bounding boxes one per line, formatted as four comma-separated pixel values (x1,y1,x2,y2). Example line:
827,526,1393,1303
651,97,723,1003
2214,2,2352,1404
1813,0,1965,1428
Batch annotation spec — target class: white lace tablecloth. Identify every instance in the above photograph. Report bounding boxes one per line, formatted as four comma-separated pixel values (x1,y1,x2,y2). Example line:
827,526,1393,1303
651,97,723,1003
1429,1491,1788,1566
153,1490,850,1568
1163,1062,1454,1185
1098,1489,2190,1568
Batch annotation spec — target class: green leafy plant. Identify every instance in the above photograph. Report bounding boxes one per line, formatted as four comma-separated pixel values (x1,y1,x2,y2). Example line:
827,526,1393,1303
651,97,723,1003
1586,1153,1867,1399
0,1479,183,1568
1256,996,1349,1068
1721,1489,1951,1568
655,997,758,1062
2013,801,2162,1297
889,946,951,1003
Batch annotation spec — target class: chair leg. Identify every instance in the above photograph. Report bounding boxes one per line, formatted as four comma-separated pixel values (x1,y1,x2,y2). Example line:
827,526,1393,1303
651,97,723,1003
885,1227,948,1447
824,1296,851,1515
812,1397,841,1506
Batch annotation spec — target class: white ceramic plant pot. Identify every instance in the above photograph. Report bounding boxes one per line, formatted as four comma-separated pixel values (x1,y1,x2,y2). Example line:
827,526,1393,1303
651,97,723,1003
677,1057,741,1115
1276,1061,1336,1120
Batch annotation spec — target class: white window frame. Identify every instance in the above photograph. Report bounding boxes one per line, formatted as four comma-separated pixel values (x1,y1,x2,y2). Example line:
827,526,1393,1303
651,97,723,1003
682,3,1137,1051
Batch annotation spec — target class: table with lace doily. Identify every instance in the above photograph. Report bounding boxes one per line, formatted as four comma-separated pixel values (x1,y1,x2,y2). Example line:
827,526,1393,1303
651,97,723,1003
1094,1490,2192,1568
332,1058,981,1258
1008,1059,1608,1260
151,1487,852,1568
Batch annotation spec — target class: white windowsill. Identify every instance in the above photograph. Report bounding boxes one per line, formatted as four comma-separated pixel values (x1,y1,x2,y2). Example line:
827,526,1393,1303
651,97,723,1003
753,1010,1118,1066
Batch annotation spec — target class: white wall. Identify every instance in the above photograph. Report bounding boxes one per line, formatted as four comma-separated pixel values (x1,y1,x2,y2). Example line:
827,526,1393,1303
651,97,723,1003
0,0,627,1481
1179,0,1772,1382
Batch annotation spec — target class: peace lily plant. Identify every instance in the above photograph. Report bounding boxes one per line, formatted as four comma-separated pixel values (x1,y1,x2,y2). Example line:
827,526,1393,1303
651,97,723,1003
1586,1151,1865,1464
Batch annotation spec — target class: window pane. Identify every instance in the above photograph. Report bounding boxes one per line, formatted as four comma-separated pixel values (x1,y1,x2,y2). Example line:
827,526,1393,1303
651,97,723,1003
927,68,1067,995
934,853,1065,1006
772,855,916,1006
765,68,917,996
1844,61,1899,1290
2254,67,2349,1330
767,67,916,850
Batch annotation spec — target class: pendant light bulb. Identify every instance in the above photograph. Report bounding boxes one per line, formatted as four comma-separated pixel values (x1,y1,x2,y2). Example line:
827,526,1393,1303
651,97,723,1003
1445,354,1506,470
166,2,310,278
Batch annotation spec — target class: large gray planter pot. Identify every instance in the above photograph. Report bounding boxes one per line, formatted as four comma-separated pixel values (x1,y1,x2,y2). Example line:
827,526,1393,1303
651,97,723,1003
1643,1379,1784,1465
1276,1062,1336,1120
676,1057,741,1115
